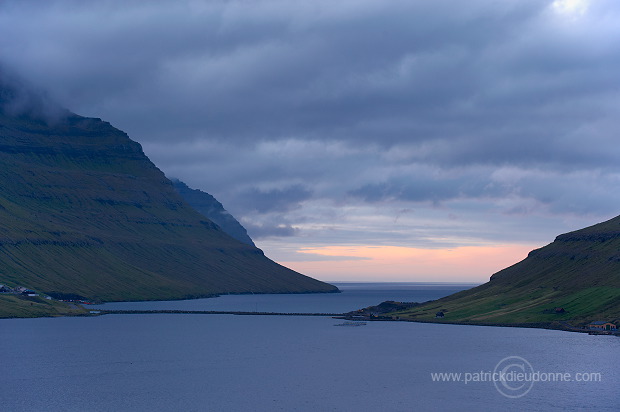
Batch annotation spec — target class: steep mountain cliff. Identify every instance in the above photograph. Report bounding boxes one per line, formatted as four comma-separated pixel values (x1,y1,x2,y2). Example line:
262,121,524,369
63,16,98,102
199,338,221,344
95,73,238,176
171,179,256,247
0,75,337,302
392,215,620,326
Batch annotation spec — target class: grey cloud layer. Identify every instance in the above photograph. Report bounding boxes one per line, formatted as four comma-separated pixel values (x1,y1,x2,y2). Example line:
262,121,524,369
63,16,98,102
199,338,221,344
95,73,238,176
2,0,619,247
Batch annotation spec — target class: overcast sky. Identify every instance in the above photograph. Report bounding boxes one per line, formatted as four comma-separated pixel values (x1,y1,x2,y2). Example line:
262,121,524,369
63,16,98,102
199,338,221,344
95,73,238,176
2,0,619,282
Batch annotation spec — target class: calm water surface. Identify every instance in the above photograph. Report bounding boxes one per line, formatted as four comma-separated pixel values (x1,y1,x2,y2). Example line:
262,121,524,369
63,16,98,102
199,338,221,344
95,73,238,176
87,282,477,313
2,283,618,411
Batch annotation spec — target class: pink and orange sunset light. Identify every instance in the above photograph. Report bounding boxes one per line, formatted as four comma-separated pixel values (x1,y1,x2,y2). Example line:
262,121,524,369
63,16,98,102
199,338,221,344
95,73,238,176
280,244,537,283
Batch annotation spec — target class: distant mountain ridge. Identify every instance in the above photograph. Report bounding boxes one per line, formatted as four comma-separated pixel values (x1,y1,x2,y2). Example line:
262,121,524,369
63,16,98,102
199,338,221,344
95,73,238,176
0,73,337,303
171,179,255,247
391,215,620,326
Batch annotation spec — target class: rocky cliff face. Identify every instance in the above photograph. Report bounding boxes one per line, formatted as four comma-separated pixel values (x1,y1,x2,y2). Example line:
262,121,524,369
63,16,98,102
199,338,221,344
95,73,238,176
171,179,256,247
0,75,337,301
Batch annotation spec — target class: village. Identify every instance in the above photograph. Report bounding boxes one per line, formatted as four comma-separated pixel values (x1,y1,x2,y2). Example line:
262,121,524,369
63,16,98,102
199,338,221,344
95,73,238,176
0,283,96,305
0,284,39,297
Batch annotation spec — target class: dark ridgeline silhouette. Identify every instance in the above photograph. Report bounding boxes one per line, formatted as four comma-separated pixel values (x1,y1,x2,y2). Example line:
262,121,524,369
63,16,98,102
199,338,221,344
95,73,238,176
171,179,256,247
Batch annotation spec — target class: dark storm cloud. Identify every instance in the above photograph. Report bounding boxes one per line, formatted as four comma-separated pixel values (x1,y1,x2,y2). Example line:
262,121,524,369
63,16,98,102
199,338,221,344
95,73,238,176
2,0,619,250
0,65,68,123
2,1,616,158
349,174,499,204
244,222,298,239
0,0,544,146
235,184,313,214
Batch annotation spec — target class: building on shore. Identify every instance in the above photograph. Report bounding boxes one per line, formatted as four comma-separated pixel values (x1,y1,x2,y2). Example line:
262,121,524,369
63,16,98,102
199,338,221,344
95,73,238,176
587,321,617,331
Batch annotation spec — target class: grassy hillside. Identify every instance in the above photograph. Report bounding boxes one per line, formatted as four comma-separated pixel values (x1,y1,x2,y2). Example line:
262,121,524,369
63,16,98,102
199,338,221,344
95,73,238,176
0,295,88,318
391,216,620,327
0,100,337,305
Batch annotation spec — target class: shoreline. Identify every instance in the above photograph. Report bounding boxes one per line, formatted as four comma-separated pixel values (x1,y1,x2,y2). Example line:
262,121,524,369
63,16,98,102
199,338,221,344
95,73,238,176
337,314,620,336
2,308,619,337
0,288,342,319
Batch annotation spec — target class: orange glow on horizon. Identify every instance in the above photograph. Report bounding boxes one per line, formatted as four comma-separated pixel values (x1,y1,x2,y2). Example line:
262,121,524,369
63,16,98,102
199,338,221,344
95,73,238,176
278,244,537,282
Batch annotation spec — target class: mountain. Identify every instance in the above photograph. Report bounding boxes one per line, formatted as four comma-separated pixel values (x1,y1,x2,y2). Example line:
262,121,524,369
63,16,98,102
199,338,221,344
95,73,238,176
390,215,620,327
171,179,256,247
0,74,338,303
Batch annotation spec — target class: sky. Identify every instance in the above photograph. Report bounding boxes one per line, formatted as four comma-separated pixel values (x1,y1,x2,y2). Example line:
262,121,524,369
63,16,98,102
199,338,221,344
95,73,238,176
1,0,619,282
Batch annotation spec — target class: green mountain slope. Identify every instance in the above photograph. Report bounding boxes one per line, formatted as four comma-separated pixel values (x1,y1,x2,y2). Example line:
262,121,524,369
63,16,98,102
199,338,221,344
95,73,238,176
0,79,337,303
392,216,620,327
0,294,88,318
171,179,256,247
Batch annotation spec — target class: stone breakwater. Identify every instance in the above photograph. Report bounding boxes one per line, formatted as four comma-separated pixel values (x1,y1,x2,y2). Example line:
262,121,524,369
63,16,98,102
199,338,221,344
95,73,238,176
97,310,343,317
